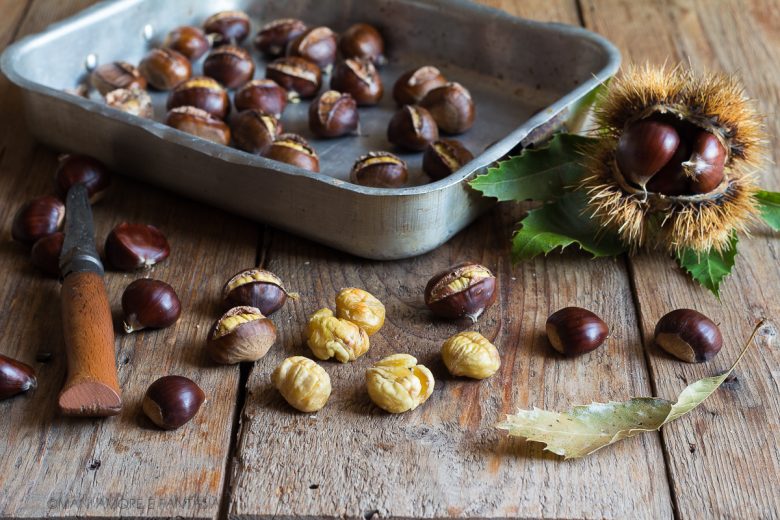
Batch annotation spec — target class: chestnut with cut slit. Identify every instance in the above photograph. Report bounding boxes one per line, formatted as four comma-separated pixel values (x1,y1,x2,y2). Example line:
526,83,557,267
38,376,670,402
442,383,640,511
254,18,307,57
545,307,609,356
164,26,210,60
424,262,497,322
167,76,230,120
339,23,385,65
387,105,438,151
165,106,231,145
90,61,146,96
265,133,320,172
204,10,250,46
309,90,359,138
423,139,474,180
285,26,338,70
393,66,447,106
232,110,281,155
139,48,191,91
207,306,277,364
654,309,723,363
420,82,475,134
350,152,407,188
234,79,288,117
203,46,255,89
222,268,297,315
266,57,322,99
330,58,383,106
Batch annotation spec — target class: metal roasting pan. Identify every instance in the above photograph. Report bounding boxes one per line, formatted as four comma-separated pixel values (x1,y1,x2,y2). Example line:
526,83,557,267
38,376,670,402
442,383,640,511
1,0,620,259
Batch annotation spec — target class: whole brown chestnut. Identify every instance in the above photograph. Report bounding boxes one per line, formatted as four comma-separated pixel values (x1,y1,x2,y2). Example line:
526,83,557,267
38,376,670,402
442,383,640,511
645,140,691,196
106,87,154,118
207,306,277,364
165,106,231,146
420,82,475,134
616,119,681,190
266,57,322,99
121,278,182,333
138,48,192,91
424,262,497,322
234,79,288,117
90,61,147,96
265,133,320,172
308,90,359,138
222,268,297,315
105,222,170,271
423,139,474,180
684,130,727,194
167,76,230,120
143,375,205,430
387,105,439,151
350,152,408,188
546,307,609,356
286,26,338,70
232,110,281,155
11,196,65,245
31,231,64,277
330,58,383,106
0,354,37,400
164,25,210,61
339,23,385,65
203,46,255,90
254,18,307,57
393,66,447,106
203,10,251,46
54,154,112,203
654,309,723,363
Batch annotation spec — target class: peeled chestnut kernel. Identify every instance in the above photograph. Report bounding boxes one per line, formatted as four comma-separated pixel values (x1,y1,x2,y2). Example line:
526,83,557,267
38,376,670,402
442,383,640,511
286,26,338,70
121,279,181,333
164,25,210,61
254,18,307,57
335,287,385,336
232,110,281,155
424,262,497,322
235,79,288,117
266,57,322,99
167,77,230,120
330,58,383,106
165,106,231,146
30,231,64,277
138,48,192,91
684,131,727,194
309,90,359,138
55,154,112,203
0,354,37,400
546,307,609,356
105,222,170,271
387,105,439,151
265,133,320,172
106,87,154,118
420,82,476,134
350,152,408,188
143,375,205,430
222,268,297,315
423,139,474,180
393,66,447,106
339,23,385,65
654,309,723,363
203,46,255,90
11,196,66,245
203,10,251,46
616,119,681,189
207,306,277,364
90,61,147,96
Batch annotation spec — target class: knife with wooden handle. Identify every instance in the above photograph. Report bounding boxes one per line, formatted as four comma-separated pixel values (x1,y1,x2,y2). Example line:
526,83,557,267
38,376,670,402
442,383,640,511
58,183,121,416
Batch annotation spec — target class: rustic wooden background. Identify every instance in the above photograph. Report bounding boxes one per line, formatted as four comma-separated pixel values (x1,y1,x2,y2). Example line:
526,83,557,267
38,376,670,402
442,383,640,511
0,1,778,519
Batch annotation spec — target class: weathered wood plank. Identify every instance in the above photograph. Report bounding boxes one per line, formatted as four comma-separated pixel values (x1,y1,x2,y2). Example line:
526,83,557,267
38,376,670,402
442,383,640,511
580,0,780,518
0,1,257,518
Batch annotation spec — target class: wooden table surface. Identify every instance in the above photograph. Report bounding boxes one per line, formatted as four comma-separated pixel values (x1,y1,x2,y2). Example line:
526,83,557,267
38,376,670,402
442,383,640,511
1,1,779,519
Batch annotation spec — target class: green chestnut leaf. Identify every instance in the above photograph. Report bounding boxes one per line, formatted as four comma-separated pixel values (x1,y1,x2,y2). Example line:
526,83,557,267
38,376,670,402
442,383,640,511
754,190,780,231
676,233,738,299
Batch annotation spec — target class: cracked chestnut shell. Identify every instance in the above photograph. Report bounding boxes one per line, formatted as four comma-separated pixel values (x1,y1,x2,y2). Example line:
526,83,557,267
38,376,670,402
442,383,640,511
222,268,296,315
90,61,147,96
420,82,475,134
350,152,408,188
121,278,182,333
546,307,609,356
254,18,307,57
285,26,338,70
393,66,447,106
654,309,723,363
387,105,438,151
203,45,255,90
105,222,170,271
265,133,320,172
138,48,192,91
266,56,322,99
308,90,359,138
30,231,64,278
11,196,65,245
106,87,154,118
143,375,205,430
207,306,278,364
0,354,37,400
165,106,231,145
164,25,210,61
232,110,281,155
330,58,383,106
234,79,288,117
204,10,250,46
55,154,112,203
167,76,230,120
339,23,385,65
424,262,497,322
423,139,474,180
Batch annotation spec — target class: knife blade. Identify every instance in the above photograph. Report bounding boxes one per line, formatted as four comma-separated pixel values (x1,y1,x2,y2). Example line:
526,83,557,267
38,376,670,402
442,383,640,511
60,183,103,276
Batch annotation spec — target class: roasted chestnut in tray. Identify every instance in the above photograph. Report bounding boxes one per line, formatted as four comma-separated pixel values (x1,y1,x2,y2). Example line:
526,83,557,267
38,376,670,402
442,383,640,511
203,46,255,90
90,61,146,96
138,48,192,91
420,82,475,134
285,26,338,70
167,76,231,120
423,139,474,180
164,25,210,61
330,58,383,106
234,79,288,117
204,10,251,46
393,66,447,106
265,133,319,172
387,105,438,151
339,23,385,65
254,18,307,57
232,110,281,155
350,152,408,188
309,90,359,138
266,56,322,99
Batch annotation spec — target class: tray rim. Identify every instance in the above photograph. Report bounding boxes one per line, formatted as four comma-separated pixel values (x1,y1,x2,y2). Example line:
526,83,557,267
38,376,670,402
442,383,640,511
0,0,621,198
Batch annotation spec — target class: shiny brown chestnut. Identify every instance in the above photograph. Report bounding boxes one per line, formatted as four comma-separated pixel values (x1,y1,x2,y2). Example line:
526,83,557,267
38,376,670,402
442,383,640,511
164,25,210,60
0,354,37,400
423,139,474,180
207,306,277,364
105,222,170,271
138,48,192,91
90,61,147,96
387,105,438,151
546,307,609,356
55,154,112,203
266,56,322,99
254,18,307,57
265,133,320,172
203,10,251,46
645,140,691,196
234,79,288,117
106,87,154,118
420,82,475,134
203,46,255,90
424,262,497,322
393,66,447,106
30,231,64,277
143,375,205,430
286,26,338,70
222,268,298,315
350,152,408,188
308,90,359,138
165,106,231,146
684,131,727,194
339,23,385,65
330,58,383,106
11,196,66,245
121,279,182,333
616,119,681,189
167,76,230,120
654,309,723,363
232,110,281,155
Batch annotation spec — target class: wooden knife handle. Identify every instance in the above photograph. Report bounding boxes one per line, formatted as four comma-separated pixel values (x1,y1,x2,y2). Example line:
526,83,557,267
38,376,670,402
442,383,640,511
58,271,122,416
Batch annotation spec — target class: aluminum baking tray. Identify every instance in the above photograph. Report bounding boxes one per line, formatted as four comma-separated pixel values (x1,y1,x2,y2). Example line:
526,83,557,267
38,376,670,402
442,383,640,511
1,0,620,259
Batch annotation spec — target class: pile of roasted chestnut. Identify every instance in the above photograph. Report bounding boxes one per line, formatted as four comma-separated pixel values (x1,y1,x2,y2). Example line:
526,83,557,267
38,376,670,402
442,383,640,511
80,10,477,187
